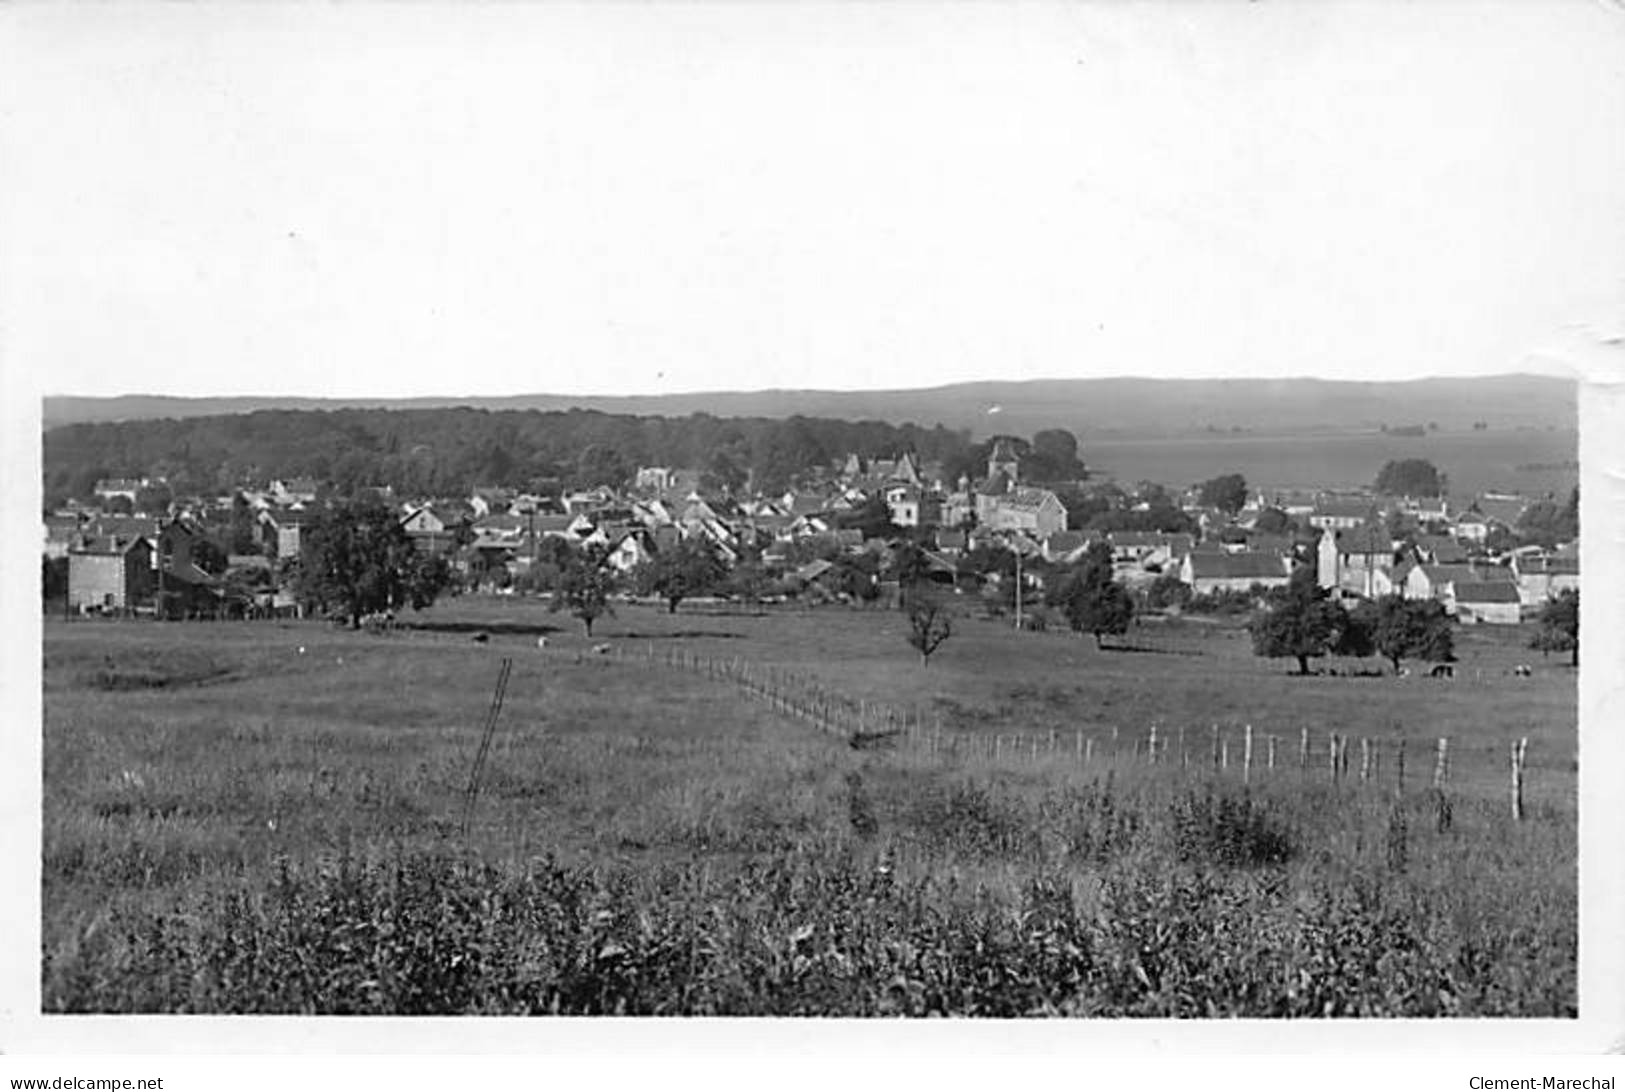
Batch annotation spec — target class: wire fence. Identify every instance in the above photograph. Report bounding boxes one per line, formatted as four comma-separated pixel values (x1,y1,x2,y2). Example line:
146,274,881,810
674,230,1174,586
583,642,1564,823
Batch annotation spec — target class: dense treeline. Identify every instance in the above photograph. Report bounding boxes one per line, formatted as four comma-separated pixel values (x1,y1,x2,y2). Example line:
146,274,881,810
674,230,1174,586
43,407,977,502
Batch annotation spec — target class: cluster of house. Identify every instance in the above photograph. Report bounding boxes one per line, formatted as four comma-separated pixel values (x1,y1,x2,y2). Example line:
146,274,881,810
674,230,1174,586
46,454,1576,626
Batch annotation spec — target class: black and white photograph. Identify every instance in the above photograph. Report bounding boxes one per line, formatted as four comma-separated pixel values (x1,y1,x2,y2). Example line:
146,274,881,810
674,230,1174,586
4,0,1624,1078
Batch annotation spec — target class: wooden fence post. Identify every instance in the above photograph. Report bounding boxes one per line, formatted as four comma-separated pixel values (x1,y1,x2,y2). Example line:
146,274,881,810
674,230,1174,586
1511,737,1528,822
1211,724,1221,770
1242,724,1253,786
1112,725,1121,760
1085,737,1094,765
1076,730,1084,762
1433,738,1450,790
1396,737,1407,794
1329,733,1341,784
1266,734,1277,772
1299,726,1310,771
1148,724,1159,766
1179,726,1188,769
1360,737,1371,783
1221,739,1229,771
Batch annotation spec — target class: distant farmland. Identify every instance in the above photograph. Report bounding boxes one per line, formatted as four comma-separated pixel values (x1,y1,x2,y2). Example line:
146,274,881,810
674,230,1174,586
1084,427,1578,499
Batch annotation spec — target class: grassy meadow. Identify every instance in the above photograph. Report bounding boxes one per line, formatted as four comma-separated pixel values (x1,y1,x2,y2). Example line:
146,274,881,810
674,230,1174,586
42,595,1577,1015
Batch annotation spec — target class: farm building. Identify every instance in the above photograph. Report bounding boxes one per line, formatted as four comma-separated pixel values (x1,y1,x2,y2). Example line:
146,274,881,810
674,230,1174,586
43,515,86,559
884,485,928,528
1307,500,1376,531
67,535,154,613
467,486,515,517
1316,525,1394,597
1178,551,1291,594
980,487,1068,538
1041,530,1100,565
92,478,147,504
1109,531,1193,569
1513,554,1580,604
1411,534,1470,566
270,478,320,505
1452,582,1523,625
934,528,969,556
1404,563,1516,616
259,509,309,560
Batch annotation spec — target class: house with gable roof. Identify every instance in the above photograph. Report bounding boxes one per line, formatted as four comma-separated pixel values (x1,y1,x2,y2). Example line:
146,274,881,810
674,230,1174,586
1316,524,1395,597
1453,582,1523,625
1179,551,1292,594
68,534,155,612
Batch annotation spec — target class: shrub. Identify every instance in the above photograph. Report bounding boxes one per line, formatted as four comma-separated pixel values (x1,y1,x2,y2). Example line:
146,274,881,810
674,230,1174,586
1170,789,1297,868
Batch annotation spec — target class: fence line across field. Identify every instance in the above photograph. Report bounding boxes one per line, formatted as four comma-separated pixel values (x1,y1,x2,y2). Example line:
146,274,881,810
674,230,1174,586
587,641,1547,821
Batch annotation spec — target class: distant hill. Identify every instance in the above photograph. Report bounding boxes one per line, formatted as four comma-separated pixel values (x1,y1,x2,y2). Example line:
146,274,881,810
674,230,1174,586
42,374,1574,437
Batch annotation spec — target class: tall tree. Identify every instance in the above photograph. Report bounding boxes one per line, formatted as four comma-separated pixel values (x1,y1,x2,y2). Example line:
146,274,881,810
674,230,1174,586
295,499,452,628
1248,568,1348,675
1027,429,1086,482
552,544,616,636
1366,595,1454,674
1529,589,1578,667
635,537,727,614
906,590,954,666
1198,473,1249,516
1374,459,1446,498
1055,542,1135,648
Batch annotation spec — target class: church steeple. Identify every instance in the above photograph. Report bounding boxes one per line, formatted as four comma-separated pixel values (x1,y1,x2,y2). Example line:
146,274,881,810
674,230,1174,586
987,437,1020,485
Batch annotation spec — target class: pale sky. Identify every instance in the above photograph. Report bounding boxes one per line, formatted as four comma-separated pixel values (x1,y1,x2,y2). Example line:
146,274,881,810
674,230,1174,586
3,3,1623,399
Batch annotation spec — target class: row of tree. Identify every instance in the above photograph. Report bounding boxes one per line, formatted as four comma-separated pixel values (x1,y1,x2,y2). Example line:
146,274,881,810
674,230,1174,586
273,501,1579,677
1250,568,1581,674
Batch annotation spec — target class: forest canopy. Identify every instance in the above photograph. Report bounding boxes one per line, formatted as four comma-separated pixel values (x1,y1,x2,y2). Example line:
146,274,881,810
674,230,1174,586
43,407,981,501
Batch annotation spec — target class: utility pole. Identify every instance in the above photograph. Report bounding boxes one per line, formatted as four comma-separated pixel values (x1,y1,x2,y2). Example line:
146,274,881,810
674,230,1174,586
1013,538,1024,632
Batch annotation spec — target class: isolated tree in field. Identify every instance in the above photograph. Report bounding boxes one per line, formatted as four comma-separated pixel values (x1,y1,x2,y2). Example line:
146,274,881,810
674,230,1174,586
1248,568,1348,675
907,592,953,666
551,544,616,637
1198,473,1249,516
1529,589,1578,667
1056,542,1135,648
890,541,934,609
296,499,452,628
636,538,727,614
1374,459,1446,498
1367,594,1454,674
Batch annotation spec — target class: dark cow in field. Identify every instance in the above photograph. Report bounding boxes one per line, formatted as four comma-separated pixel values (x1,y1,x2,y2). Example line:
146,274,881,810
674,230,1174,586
1512,664,1533,678
1428,663,1454,679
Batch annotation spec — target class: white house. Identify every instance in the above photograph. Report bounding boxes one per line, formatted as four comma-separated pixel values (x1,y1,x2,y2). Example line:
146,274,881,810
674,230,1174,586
981,487,1068,538
1453,582,1523,625
1179,551,1292,594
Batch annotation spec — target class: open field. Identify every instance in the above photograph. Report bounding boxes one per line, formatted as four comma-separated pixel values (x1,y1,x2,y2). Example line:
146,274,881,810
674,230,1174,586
42,598,1577,1015
1085,427,1578,500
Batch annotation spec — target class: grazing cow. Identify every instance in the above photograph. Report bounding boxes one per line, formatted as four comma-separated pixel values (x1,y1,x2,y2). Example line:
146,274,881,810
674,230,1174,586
1513,664,1533,678
471,632,490,644
1428,663,1454,679
1396,667,1410,678
536,636,549,650
592,643,612,655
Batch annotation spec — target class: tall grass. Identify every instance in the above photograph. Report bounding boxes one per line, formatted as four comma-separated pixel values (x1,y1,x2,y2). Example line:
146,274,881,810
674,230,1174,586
41,611,1576,1015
